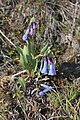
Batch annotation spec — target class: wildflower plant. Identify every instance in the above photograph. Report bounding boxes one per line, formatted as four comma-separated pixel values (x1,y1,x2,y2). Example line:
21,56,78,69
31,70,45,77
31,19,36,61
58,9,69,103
16,17,51,77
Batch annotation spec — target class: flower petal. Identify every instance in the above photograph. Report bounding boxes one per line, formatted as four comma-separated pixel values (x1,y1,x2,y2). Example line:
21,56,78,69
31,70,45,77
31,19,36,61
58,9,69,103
29,27,34,36
32,22,36,30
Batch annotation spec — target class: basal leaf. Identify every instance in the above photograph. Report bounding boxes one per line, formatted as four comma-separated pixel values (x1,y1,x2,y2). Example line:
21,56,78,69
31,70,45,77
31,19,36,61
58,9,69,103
23,45,30,56
16,46,23,55
20,54,29,70
34,59,38,72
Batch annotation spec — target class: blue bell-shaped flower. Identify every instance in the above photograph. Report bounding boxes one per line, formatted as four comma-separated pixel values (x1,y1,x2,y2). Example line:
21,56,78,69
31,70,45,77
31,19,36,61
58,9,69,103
38,86,54,96
40,59,43,72
48,61,56,76
22,28,29,41
40,57,48,75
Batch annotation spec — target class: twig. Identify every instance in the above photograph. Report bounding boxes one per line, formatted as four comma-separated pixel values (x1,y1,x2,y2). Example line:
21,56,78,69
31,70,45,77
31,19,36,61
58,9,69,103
71,0,79,36
34,54,45,59
0,36,6,44
0,30,16,48
48,115,68,120
34,52,51,59
11,70,27,80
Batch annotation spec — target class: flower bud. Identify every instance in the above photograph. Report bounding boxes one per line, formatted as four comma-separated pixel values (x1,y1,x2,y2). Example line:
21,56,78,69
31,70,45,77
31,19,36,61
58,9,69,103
32,22,36,30
29,27,34,36
22,28,29,41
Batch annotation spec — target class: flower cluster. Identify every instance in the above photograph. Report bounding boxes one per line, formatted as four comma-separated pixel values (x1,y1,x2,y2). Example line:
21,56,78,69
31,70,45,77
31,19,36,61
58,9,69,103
40,57,56,76
22,20,37,41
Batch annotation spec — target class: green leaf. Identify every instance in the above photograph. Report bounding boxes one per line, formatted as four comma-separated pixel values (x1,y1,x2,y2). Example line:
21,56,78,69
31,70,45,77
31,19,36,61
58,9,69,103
18,77,26,88
45,46,51,54
23,45,30,56
16,46,23,55
26,40,31,52
29,17,35,25
16,86,20,92
23,45,29,63
32,59,36,70
27,41,33,62
34,59,38,72
30,53,36,70
20,54,29,70
23,41,32,65
31,40,35,56
66,99,70,116
77,115,80,120
66,98,72,119
40,43,49,54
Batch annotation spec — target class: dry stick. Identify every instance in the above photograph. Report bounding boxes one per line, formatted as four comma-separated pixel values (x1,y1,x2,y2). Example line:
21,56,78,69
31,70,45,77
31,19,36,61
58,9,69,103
11,70,27,80
71,0,78,36
0,30,16,48
34,51,51,59
34,54,46,59
48,116,68,120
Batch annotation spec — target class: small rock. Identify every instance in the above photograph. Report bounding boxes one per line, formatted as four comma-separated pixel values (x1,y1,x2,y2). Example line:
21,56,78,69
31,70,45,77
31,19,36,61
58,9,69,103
58,62,80,79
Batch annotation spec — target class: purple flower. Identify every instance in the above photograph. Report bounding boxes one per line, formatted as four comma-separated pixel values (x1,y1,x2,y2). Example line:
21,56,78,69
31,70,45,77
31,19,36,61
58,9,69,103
40,57,48,75
22,28,29,41
32,22,36,30
29,27,34,36
48,60,56,76
38,85,54,96
22,17,38,40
